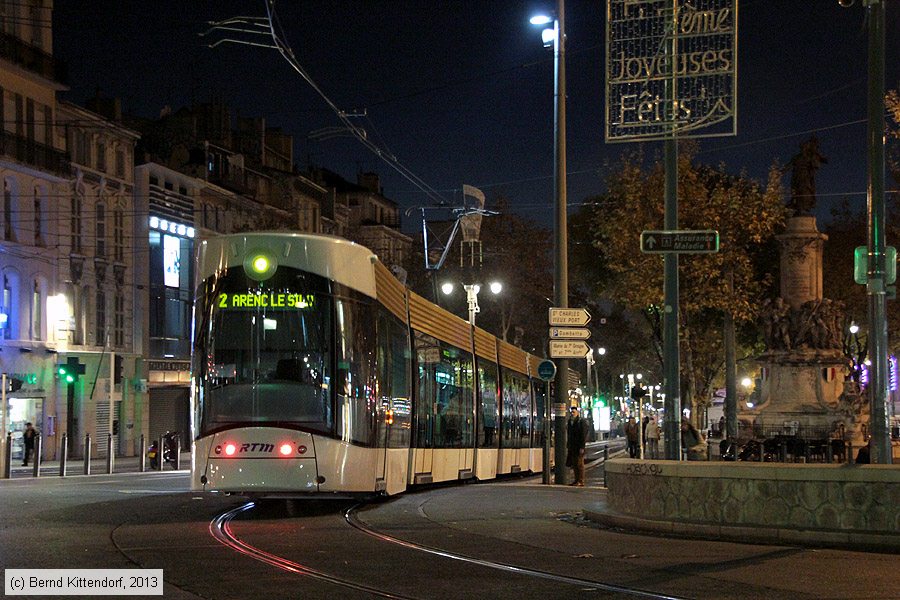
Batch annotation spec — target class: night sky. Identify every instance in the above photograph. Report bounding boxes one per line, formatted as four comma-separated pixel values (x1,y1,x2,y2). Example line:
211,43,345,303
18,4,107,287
52,1,900,230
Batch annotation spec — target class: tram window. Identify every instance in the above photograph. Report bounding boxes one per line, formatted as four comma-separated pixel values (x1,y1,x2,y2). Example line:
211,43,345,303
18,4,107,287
477,361,499,448
335,298,377,446
414,331,474,449
532,379,546,448
376,310,411,448
193,267,333,436
501,371,530,449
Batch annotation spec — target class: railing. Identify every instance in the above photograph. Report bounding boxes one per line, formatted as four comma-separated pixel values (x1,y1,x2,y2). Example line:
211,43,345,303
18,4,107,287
0,130,69,175
715,436,855,464
0,31,67,84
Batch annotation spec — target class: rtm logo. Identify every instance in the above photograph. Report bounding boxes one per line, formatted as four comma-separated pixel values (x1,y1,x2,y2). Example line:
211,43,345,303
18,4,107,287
214,443,274,455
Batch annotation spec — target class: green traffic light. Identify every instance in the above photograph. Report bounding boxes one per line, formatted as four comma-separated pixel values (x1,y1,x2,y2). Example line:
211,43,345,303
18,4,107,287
65,374,75,383
58,366,67,376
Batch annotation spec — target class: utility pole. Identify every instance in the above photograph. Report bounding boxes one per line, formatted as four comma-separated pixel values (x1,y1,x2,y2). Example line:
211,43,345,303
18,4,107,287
865,0,892,463
551,0,569,485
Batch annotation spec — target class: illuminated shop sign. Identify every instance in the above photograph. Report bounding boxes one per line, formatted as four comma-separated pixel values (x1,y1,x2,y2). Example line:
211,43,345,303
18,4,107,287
217,292,316,310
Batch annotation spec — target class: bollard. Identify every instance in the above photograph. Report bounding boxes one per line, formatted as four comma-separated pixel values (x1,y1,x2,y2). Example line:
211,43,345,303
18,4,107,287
3,433,11,478
139,435,146,473
32,435,41,478
106,433,114,474
707,443,712,462
780,440,787,463
157,435,164,471
847,442,853,464
59,433,67,477
84,433,92,475
174,435,181,470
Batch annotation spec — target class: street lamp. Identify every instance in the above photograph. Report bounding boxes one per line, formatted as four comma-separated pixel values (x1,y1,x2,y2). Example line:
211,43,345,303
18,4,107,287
531,0,568,484
441,281,502,326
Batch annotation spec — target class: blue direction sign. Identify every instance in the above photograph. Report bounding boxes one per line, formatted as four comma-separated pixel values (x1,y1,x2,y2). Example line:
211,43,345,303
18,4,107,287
641,230,719,254
537,359,557,382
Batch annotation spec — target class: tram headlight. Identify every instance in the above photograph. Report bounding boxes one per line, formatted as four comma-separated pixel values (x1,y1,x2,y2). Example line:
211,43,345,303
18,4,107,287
243,249,277,281
279,443,293,456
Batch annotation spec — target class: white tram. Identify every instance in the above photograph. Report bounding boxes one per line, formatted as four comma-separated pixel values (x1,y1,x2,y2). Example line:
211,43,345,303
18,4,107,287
191,232,550,497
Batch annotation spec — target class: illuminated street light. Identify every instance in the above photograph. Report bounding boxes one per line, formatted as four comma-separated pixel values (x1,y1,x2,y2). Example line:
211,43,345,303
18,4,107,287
442,281,502,326
531,0,568,484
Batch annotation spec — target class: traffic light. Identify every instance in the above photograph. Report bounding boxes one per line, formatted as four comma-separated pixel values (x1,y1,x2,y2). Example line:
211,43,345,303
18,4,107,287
631,385,647,400
4,377,22,392
596,395,607,408
57,357,86,384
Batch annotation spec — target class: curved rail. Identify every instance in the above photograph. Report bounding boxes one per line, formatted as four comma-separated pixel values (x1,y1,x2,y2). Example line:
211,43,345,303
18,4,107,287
344,505,687,600
210,502,414,600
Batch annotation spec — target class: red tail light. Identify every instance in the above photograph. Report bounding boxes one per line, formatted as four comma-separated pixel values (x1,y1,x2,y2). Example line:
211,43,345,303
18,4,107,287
224,443,237,456
279,443,292,456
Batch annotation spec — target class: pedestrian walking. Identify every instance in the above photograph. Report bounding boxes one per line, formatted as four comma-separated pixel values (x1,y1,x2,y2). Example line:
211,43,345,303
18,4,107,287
22,422,36,466
625,417,640,458
645,417,660,459
566,407,589,486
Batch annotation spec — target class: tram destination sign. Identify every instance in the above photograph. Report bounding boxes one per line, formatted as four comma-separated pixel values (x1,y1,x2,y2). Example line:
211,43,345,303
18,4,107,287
641,230,720,254
605,0,737,142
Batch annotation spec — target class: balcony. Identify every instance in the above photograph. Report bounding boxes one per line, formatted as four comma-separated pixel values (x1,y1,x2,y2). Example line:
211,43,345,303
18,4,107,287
0,130,69,175
0,31,67,84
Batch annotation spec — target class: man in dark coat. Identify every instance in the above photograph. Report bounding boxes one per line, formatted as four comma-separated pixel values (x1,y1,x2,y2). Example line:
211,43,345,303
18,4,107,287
566,407,590,486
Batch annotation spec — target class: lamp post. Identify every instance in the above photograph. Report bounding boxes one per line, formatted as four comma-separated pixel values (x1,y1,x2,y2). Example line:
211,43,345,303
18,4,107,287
441,281,502,326
532,0,568,484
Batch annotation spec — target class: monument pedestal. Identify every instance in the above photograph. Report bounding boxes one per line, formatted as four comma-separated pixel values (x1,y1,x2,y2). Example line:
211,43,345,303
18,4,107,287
747,216,868,446
749,351,865,444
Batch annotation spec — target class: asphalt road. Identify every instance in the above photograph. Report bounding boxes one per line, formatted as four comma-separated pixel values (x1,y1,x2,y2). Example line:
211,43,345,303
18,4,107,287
0,459,897,599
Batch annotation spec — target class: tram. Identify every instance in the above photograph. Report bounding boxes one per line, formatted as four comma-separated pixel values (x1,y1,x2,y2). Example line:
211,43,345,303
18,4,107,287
190,232,550,497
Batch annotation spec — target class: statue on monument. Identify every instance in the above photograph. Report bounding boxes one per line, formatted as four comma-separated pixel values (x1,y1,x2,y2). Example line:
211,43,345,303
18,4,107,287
760,297,844,352
784,136,827,215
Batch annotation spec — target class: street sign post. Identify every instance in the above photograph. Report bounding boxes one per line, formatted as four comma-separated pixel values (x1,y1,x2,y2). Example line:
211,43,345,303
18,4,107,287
641,230,720,254
549,340,591,359
548,307,591,326
549,327,591,340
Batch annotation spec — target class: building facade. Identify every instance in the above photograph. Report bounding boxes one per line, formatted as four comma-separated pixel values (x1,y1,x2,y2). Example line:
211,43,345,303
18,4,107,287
0,1,141,461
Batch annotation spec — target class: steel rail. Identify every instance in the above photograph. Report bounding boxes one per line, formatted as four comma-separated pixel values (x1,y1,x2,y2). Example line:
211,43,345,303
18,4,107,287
344,504,687,600
210,502,415,600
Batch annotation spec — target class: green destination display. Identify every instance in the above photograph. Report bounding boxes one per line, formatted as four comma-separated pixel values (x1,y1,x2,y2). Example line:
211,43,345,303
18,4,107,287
217,292,316,310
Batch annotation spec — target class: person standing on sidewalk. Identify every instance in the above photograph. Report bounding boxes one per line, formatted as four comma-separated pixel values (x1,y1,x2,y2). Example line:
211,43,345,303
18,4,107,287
22,422,36,466
645,417,660,459
625,417,640,458
567,407,589,486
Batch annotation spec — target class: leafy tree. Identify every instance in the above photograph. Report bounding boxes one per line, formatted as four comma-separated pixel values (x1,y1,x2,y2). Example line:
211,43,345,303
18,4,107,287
575,144,786,425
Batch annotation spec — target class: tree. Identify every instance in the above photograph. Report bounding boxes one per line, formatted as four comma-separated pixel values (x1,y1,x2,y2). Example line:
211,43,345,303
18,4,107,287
576,144,786,425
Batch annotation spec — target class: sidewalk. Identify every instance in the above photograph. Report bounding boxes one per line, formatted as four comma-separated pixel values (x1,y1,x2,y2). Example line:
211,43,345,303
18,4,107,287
4,451,191,478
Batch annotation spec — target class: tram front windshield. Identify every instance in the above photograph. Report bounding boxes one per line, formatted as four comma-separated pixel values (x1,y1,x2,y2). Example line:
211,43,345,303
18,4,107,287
194,266,332,436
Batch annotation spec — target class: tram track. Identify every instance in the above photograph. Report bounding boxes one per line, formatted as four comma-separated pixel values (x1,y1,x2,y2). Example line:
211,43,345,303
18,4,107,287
344,504,687,600
210,491,688,600
210,502,415,600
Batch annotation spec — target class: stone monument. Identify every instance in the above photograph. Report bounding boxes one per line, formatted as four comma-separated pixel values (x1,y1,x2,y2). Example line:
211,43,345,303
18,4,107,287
746,139,867,445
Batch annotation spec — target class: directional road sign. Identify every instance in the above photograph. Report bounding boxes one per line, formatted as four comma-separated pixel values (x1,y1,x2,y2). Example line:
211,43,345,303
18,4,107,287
549,327,591,340
549,340,591,359
548,307,591,327
640,230,719,254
